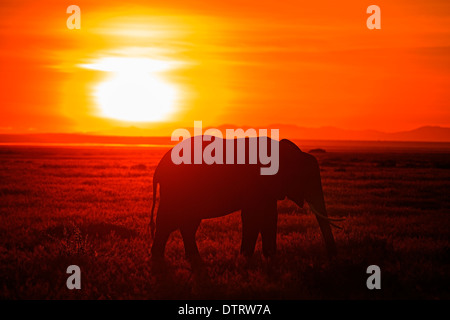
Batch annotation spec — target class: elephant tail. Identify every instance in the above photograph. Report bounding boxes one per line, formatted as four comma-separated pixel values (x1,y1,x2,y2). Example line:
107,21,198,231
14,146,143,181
150,173,159,240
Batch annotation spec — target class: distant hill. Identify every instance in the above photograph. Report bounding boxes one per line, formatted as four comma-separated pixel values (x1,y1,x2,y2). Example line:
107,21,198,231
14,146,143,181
211,124,450,142
0,125,449,144
267,125,450,142
385,126,450,142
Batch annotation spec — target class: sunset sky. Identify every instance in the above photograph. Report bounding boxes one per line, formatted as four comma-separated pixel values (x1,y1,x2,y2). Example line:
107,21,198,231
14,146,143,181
0,0,449,136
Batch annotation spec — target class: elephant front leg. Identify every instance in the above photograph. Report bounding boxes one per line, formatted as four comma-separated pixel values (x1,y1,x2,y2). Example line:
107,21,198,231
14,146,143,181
240,209,259,258
260,201,278,258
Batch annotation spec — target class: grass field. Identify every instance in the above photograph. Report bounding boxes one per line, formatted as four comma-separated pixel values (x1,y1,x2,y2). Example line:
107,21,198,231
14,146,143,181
0,144,449,299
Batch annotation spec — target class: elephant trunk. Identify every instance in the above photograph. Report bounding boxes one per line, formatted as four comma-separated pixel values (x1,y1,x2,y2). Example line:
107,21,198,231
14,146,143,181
307,181,337,258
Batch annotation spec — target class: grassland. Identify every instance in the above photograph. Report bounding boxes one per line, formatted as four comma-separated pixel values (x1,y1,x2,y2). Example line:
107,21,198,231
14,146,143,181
0,144,449,299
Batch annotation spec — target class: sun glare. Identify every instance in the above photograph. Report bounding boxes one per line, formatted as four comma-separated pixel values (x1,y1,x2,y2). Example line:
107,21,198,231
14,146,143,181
81,57,180,122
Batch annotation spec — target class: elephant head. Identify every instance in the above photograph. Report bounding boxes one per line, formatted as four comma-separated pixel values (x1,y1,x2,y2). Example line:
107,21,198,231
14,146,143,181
279,139,340,257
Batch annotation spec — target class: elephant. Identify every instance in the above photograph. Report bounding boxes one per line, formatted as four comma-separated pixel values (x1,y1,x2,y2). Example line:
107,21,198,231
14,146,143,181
149,136,341,264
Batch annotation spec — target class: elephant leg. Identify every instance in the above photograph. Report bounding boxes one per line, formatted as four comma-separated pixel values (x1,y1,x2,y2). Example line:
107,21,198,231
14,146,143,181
316,216,337,258
180,219,201,263
240,209,259,257
261,201,278,258
151,210,175,260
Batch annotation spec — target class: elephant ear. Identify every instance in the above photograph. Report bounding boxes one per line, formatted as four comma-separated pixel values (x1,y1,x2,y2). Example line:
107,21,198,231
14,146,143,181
278,139,305,208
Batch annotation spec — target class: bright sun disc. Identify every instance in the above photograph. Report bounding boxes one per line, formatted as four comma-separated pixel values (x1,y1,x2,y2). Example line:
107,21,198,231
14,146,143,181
81,57,180,122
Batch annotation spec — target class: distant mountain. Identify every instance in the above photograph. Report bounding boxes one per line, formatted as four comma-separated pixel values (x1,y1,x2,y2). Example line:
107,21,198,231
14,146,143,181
212,124,450,142
266,125,450,142
0,125,449,144
385,126,450,142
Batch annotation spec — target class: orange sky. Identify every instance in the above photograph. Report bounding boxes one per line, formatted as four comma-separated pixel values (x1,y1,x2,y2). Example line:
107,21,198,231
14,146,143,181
0,0,449,136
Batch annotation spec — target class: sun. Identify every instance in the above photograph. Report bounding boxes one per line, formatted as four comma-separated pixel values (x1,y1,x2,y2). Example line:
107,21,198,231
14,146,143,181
95,70,177,122
81,57,180,122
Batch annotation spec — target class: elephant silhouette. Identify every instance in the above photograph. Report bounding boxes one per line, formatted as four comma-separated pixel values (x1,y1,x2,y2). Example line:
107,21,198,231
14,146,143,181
149,137,341,264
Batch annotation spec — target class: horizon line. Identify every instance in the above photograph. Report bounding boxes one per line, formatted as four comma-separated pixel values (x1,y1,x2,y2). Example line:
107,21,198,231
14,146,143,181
0,124,449,143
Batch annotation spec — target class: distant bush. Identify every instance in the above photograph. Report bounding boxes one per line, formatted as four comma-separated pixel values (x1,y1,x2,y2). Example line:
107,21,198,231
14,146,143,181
308,148,326,154
375,160,396,168
130,163,147,170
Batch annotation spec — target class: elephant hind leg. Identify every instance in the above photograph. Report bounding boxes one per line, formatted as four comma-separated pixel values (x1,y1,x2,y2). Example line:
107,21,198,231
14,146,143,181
151,210,175,260
180,220,201,263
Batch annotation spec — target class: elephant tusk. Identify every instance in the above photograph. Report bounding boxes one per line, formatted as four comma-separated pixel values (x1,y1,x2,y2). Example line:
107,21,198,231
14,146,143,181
309,205,345,229
329,221,343,229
